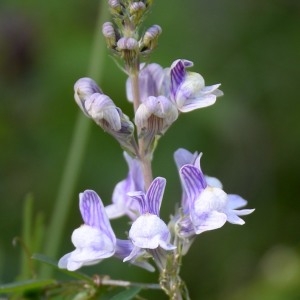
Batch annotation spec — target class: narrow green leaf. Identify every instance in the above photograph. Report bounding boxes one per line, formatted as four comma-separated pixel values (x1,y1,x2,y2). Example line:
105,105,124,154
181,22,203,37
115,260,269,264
32,253,93,282
19,193,34,279
0,279,56,293
110,287,142,300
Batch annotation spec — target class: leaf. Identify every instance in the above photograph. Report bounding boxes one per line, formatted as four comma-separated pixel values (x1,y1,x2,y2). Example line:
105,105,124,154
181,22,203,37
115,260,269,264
110,287,142,300
0,279,56,293
32,253,93,283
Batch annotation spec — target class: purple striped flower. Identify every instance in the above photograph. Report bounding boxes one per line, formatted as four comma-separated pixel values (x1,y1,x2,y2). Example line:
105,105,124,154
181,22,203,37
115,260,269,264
177,153,254,237
124,177,176,264
58,190,154,271
169,59,223,112
58,190,116,271
127,60,222,114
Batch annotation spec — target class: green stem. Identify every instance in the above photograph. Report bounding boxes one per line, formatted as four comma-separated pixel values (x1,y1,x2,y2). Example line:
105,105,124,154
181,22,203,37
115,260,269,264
98,277,161,290
130,70,153,189
40,2,109,278
159,239,190,300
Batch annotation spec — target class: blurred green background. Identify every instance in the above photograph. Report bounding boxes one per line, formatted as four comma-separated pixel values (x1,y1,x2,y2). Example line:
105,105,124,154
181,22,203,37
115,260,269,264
1,0,300,299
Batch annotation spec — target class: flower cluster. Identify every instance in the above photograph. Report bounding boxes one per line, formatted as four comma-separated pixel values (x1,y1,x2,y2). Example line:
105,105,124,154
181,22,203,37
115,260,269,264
60,46,252,275
59,147,253,272
74,58,223,157
58,1,254,298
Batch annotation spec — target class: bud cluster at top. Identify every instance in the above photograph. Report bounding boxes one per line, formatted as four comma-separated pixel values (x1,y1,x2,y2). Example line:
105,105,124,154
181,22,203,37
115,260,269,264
58,1,255,299
102,0,161,70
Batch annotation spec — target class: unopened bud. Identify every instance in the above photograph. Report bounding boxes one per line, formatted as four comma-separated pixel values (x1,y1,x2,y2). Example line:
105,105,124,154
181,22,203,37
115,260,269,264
135,95,178,154
117,37,139,69
84,93,122,131
129,2,146,25
102,22,117,49
74,78,103,117
117,37,139,51
108,0,122,16
140,25,162,54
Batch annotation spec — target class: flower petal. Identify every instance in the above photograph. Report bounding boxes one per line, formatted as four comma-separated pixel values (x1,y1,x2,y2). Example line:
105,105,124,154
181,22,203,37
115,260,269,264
146,177,166,215
193,211,227,234
79,190,116,243
200,83,222,95
170,59,193,98
74,77,103,116
127,191,147,215
85,93,121,131
227,194,248,209
129,214,171,249
116,239,155,272
174,148,198,170
58,224,116,271
178,94,217,112
180,165,207,202
205,176,223,189
226,213,245,225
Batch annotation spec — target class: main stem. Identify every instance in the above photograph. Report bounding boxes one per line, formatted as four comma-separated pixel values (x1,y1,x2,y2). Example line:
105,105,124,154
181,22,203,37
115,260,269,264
130,64,153,190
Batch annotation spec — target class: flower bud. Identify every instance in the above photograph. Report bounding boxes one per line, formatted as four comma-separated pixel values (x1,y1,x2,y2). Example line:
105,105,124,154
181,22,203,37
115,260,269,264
135,95,178,154
102,22,118,49
117,37,139,69
74,78,103,117
129,2,146,25
140,25,162,54
117,37,139,51
108,0,122,16
84,92,138,155
84,93,121,131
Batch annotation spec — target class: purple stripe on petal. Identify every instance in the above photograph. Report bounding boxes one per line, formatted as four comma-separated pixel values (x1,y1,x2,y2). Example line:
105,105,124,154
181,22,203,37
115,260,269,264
128,192,147,214
147,177,166,215
170,60,186,98
180,165,207,201
79,190,115,241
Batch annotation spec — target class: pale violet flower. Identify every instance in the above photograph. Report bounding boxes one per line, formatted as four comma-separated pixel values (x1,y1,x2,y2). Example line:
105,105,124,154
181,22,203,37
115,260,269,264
174,148,223,212
127,64,178,150
169,59,223,112
58,189,153,272
124,177,176,266
177,154,254,237
105,152,145,220
174,148,200,212
126,60,223,114
58,190,116,271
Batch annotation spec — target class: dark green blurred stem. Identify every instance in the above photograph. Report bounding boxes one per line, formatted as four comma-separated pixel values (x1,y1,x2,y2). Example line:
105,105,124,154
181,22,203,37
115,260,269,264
40,2,109,278
19,194,35,279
